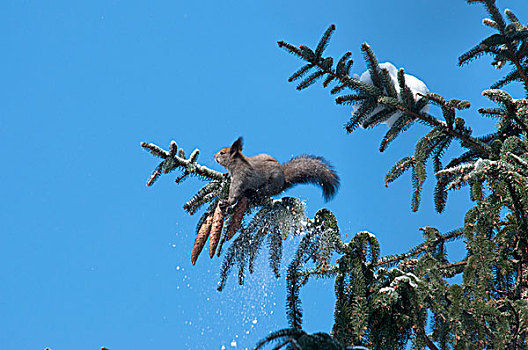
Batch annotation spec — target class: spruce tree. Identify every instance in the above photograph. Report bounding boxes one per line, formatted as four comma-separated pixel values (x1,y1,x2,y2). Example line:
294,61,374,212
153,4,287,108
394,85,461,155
142,0,528,348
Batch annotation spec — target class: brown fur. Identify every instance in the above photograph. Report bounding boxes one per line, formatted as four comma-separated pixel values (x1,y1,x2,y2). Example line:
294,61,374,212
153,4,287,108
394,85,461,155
215,138,339,210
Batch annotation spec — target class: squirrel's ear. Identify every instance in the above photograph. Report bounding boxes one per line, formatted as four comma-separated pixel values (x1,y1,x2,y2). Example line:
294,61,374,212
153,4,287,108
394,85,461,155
231,137,243,153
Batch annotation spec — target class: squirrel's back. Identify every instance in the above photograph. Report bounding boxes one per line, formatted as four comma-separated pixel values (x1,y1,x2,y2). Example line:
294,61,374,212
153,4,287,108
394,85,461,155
215,138,339,204
282,155,339,201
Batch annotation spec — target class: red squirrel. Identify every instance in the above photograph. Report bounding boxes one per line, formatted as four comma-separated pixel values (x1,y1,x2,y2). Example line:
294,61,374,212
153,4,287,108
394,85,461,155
215,138,339,210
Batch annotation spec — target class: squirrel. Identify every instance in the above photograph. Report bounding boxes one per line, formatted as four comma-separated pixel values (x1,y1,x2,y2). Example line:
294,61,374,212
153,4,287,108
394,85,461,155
214,137,339,210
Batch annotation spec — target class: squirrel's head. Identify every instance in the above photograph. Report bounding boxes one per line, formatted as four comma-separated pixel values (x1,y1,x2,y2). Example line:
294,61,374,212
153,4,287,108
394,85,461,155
215,137,243,168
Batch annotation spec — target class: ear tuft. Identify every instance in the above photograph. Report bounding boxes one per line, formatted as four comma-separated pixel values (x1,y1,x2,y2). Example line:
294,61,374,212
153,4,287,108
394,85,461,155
231,137,243,153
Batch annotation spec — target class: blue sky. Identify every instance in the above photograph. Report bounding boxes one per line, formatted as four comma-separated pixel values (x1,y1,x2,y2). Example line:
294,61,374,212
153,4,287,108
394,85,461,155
2,1,528,349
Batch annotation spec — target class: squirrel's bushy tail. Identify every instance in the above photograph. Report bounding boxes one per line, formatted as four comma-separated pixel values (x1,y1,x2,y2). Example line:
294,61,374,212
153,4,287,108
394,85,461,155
282,155,340,201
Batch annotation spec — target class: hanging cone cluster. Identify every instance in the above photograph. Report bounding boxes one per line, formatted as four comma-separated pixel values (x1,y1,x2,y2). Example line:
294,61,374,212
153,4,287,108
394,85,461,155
208,205,224,258
190,215,213,265
190,198,248,265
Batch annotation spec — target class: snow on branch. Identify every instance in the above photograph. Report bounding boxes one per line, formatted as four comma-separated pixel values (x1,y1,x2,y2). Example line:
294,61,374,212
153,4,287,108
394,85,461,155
355,62,430,128
140,141,223,186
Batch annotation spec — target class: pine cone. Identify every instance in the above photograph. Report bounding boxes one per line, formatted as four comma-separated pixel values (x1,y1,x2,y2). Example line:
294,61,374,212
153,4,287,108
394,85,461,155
191,215,213,265
227,196,248,240
209,204,225,258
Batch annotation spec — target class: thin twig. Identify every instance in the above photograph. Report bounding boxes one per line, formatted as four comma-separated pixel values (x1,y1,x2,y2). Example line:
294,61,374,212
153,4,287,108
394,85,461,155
421,329,440,350
298,265,339,278
438,260,467,270
505,43,528,93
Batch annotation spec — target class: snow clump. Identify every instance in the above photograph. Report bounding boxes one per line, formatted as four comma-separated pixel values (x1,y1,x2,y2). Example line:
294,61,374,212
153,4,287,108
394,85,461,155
355,62,430,128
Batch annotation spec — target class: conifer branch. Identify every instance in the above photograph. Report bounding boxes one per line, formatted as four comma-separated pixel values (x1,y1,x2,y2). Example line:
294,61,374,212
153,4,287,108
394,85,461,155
298,231,465,280
438,260,467,270
392,106,490,155
141,141,224,184
468,0,507,32
376,229,464,268
504,43,528,92
463,1,528,93
297,265,339,278
416,326,440,350
506,182,528,231
278,36,492,157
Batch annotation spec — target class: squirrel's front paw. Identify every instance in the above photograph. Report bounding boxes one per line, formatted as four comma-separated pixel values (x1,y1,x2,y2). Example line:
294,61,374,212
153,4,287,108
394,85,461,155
219,200,230,213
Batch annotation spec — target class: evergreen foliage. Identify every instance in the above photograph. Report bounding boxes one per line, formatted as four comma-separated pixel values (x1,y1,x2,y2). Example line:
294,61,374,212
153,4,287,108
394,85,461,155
142,0,528,348
141,140,308,278
253,328,369,350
